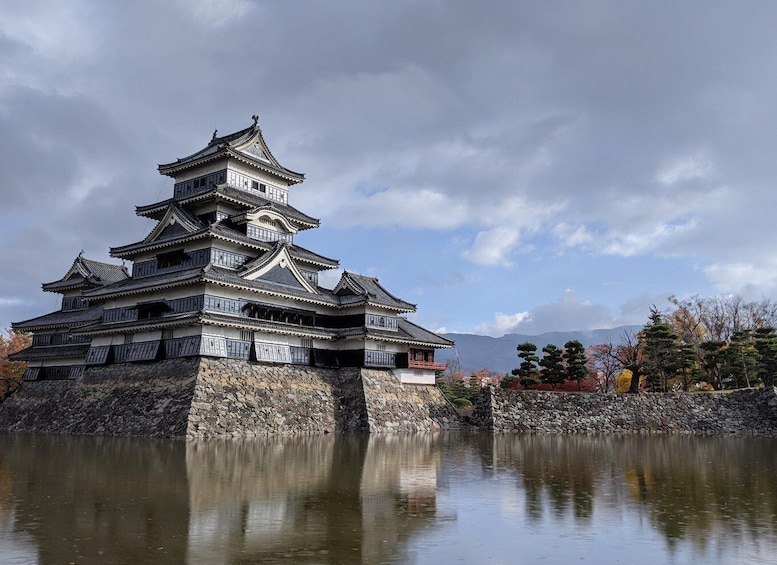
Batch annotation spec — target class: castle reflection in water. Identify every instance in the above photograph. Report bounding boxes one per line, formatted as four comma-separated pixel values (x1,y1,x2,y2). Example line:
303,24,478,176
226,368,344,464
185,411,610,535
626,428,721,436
2,432,777,564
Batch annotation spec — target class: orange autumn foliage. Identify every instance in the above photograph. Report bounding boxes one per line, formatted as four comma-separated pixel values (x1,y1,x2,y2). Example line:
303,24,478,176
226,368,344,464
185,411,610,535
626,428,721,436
0,328,31,400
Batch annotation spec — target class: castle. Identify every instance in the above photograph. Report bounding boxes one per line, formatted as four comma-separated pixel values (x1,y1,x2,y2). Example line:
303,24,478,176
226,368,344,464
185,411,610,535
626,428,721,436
5,117,457,436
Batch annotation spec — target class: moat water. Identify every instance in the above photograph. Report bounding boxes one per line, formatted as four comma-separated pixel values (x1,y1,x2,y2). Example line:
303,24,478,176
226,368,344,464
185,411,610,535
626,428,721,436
1,432,776,564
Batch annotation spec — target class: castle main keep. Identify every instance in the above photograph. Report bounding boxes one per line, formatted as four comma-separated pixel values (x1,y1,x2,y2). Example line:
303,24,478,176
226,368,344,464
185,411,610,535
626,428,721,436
3,116,458,436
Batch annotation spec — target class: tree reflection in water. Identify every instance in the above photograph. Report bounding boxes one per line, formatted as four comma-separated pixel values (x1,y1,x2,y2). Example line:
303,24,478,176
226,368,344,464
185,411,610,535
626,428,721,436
1,432,777,564
480,434,777,555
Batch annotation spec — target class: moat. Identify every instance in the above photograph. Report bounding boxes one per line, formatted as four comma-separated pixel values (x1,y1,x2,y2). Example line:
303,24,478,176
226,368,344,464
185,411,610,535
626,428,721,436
1,431,776,564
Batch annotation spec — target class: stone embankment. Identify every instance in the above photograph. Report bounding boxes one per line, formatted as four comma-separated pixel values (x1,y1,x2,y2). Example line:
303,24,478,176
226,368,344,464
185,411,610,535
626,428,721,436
0,358,460,437
471,386,777,434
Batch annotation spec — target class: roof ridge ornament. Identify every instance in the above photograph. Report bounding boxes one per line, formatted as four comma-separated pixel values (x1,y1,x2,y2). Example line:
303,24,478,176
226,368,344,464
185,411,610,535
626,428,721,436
211,128,218,141
252,114,259,127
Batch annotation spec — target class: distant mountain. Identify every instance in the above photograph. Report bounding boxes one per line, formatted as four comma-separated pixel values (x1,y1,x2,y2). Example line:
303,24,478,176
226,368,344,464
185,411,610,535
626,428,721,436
437,326,642,375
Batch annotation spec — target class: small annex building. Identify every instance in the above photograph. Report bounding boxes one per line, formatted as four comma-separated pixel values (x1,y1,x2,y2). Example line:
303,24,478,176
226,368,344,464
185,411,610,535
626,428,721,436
5,116,456,436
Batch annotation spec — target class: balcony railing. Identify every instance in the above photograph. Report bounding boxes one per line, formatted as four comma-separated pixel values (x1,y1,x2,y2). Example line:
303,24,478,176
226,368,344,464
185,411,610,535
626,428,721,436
408,360,448,371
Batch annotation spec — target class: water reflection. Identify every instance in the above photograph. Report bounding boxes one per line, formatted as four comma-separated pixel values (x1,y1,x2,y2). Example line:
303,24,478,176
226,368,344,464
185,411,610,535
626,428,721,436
479,434,777,561
1,432,777,564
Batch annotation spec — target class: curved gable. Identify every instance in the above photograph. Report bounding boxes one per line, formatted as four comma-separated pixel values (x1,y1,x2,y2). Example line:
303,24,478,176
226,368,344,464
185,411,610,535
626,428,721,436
241,245,317,294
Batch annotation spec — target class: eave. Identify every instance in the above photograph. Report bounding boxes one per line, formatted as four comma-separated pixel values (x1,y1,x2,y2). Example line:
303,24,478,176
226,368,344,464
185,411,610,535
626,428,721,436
200,312,336,340
158,147,304,184
10,344,90,361
74,313,201,337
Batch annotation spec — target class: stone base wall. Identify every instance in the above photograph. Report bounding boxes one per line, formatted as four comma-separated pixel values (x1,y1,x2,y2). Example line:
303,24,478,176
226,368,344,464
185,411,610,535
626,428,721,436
0,359,200,436
0,359,460,437
471,387,777,434
361,369,460,432
186,360,366,437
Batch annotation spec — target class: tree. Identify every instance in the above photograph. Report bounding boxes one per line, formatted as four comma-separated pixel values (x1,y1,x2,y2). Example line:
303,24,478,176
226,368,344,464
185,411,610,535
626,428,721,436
587,343,621,393
641,308,684,392
539,344,565,390
724,330,759,388
0,329,31,400
699,340,727,390
754,327,777,387
513,342,541,389
674,342,700,391
563,340,588,391
614,330,644,394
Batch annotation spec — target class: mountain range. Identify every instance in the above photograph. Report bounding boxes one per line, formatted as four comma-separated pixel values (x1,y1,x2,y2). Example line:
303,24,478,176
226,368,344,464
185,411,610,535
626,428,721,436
437,326,641,375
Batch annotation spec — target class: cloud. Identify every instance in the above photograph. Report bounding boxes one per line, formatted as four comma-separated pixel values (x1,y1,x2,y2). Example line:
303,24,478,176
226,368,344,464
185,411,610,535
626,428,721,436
183,0,253,27
704,260,777,296
473,289,663,337
473,312,532,337
3,1,777,336
655,148,714,186
461,227,522,267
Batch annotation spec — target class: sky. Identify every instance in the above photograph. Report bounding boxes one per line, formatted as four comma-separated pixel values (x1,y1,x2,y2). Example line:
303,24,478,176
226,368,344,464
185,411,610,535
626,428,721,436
1,1,777,338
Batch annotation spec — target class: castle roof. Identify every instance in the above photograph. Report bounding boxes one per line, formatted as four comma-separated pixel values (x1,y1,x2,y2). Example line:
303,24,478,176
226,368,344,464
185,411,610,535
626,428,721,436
41,254,128,293
157,116,304,184
10,343,91,362
334,272,416,312
109,221,338,269
12,304,105,331
338,317,454,348
136,185,320,229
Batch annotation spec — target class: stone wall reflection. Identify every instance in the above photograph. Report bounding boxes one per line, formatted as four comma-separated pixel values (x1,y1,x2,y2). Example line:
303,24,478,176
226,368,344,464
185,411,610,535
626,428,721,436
184,433,449,564
1,434,190,564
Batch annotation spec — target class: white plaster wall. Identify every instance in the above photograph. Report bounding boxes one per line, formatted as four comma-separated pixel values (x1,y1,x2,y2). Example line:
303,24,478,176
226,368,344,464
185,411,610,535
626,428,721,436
393,369,436,385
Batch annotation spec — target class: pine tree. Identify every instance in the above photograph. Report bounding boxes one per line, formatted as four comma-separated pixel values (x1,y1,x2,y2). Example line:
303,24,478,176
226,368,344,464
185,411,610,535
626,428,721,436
513,342,540,389
540,344,565,390
641,307,683,392
563,340,588,391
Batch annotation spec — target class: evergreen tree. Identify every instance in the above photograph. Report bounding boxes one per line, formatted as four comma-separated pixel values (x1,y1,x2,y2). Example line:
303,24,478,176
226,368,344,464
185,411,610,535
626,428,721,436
539,344,565,390
754,327,777,387
700,340,726,389
563,340,589,391
675,342,700,391
513,342,541,389
724,330,759,388
641,307,683,392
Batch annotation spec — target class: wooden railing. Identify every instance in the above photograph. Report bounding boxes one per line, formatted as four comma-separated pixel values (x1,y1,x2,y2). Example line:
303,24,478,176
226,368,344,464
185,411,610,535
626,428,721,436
408,360,448,371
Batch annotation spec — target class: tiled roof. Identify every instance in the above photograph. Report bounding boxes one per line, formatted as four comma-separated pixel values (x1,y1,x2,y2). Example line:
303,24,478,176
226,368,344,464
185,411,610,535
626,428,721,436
110,223,338,269
10,344,90,361
215,185,319,227
209,223,337,267
79,264,338,306
395,318,454,347
136,187,319,229
42,255,129,292
200,311,337,340
73,312,202,336
13,305,105,331
203,266,342,306
157,118,304,183
82,267,206,299
336,318,453,347
334,272,416,311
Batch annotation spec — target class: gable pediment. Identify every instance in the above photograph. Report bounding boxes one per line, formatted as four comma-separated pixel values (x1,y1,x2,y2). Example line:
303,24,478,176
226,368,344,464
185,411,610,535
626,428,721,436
241,245,317,293
144,205,202,244
233,207,298,234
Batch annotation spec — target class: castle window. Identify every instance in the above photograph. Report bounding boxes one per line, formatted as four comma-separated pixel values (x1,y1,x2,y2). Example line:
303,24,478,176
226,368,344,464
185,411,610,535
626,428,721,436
157,249,188,269
136,301,171,320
